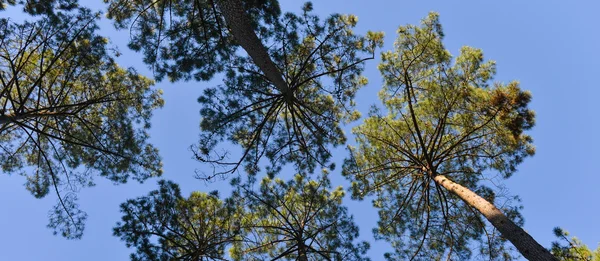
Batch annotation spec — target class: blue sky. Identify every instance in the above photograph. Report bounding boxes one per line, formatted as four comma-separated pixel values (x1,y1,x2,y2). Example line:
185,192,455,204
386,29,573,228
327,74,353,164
1,0,599,260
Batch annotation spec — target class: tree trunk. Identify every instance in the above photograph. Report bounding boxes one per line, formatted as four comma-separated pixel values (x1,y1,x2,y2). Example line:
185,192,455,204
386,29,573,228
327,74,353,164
298,242,308,261
432,174,557,261
215,0,291,97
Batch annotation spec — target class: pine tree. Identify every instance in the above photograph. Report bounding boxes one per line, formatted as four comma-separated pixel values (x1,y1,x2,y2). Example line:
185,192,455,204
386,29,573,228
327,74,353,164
230,171,369,260
114,180,238,261
342,13,555,260
114,173,369,261
552,228,600,261
104,1,383,178
0,6,163,238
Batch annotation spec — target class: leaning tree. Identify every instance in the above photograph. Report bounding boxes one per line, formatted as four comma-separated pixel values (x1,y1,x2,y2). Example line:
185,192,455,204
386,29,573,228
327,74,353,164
104,0,383,178
342,13,555,260
194,4,383,178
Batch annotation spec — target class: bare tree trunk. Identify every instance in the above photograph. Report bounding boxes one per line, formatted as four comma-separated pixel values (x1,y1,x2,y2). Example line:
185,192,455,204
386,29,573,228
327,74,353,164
298,242,308,261
215,0,291,97
433,174,557,261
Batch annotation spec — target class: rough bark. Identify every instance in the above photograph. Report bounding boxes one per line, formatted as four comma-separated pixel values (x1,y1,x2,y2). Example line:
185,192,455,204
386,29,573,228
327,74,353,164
298,242,308,261
433,174,557,261
216,0,291,97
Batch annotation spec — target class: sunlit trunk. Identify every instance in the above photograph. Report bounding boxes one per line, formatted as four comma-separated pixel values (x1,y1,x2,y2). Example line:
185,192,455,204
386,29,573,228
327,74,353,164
433,174,557,261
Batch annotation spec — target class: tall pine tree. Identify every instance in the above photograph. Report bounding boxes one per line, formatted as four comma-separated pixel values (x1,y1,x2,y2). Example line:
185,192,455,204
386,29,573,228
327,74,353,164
0,5,163,238
342,13,555,260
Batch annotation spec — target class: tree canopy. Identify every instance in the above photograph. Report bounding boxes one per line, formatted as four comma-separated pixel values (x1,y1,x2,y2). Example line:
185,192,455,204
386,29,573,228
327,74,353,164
114,173,369,261
230,172,369,260
194,3,383,178
114,180,237,261
104,0,281,82
552,228,600,261
106,0,385,179
342,12,549,260
99,0,385,179
0,6,163,238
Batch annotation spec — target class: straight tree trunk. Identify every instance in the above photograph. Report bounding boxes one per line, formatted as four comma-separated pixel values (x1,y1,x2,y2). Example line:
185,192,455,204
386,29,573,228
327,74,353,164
215,0,291,97
298,242,308,261
433,174,557,261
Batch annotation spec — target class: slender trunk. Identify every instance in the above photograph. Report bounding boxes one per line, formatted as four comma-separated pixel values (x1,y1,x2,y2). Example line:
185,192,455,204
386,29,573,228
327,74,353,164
298,242,308,261
216,0,291,96
432,174,557,261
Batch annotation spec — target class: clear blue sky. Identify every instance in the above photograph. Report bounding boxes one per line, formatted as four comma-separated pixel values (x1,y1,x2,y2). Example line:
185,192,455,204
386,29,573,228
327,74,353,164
1,1,598,260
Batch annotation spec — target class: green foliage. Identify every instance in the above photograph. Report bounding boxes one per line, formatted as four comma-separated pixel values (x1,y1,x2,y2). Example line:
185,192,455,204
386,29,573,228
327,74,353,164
104,1,384,179
114,180,238,261
342,12,534,260
0,7,163,238
3,1,550,260
104,0,281,81
105,3,385,258
552,228,600,261
230,171,369,260
115,174,368,261
194,4,384,178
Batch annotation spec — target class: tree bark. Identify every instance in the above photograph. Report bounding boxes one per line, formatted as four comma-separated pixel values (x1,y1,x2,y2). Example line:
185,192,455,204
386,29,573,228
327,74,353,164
298,242,308,261
215,0,291,97
433,174,557,261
